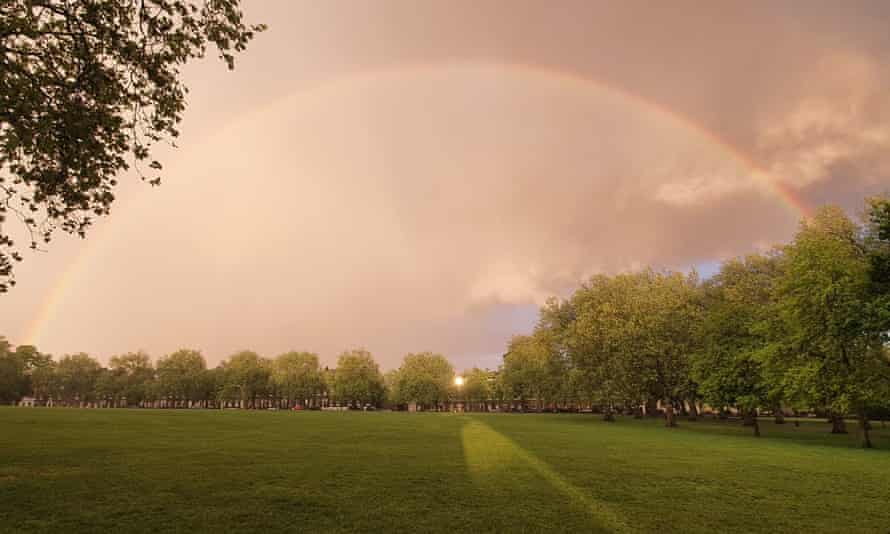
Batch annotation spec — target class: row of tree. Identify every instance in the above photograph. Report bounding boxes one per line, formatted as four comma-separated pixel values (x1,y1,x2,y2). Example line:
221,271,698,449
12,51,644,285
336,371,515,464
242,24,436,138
2,197,888,446
0,340,484,412
0,346,388,410
496,197,890,447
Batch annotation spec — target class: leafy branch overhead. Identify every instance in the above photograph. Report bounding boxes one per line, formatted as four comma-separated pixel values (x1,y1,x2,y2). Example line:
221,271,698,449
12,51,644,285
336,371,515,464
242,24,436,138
0,0,265,291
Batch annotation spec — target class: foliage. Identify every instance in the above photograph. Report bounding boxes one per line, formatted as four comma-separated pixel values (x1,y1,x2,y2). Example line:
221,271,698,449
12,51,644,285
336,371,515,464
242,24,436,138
565,270,702,423
566,273,650,417
501,334,550,408
0,337,26,402
272,351,322,407
0,0,265,291
693,253,782,433
462,367,494,407
107,351,154,405
329,349,385,407
389,352,453,409
0,338,50,403
156,348,208,404
864,195,890,335
55,352,101,404
766,206,889,446
218,350,269,408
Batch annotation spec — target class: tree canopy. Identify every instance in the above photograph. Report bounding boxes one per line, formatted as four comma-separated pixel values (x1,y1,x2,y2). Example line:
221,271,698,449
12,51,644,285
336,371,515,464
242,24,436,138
272,351,322,407
330,349,385,408
763,206,889,445
388,352,454,409
693,253,782,435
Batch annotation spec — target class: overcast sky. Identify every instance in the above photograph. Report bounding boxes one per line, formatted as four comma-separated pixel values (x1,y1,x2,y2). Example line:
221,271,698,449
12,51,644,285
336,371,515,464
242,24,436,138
2,0,889,370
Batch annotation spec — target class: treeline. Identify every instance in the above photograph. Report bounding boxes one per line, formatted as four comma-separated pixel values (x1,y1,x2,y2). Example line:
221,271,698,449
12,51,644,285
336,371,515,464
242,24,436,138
1,197,888,446
0,347,389,410
0,342,464,412
495,197,890,447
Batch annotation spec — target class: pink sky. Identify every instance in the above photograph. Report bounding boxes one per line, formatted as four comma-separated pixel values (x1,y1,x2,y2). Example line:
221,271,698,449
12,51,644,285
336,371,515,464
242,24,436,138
2,1,889,369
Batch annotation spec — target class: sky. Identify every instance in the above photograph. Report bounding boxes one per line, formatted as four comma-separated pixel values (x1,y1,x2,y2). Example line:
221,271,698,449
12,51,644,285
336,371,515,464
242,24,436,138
2,0,889,370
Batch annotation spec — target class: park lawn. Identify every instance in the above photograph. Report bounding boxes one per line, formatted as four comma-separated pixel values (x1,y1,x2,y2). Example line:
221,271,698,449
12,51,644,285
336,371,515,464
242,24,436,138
0,409,888,533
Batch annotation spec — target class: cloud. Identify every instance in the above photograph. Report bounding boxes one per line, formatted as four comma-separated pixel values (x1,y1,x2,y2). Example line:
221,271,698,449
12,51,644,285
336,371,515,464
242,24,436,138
4,1,890,369
756,52,890,190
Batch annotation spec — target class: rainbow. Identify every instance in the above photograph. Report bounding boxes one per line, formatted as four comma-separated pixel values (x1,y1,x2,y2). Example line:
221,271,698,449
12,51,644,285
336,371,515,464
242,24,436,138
21,59,812,347
504,61,812,218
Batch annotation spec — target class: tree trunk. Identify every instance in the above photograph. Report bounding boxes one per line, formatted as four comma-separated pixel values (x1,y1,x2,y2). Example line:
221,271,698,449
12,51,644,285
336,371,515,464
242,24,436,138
603,405,615,422
645,398,659,417
773,406,785,424
857,411,872,449
742,409,757,426
687,401,699,422
664,403,677,427
753,417,761,437
677,400,688,417
830,413,848,434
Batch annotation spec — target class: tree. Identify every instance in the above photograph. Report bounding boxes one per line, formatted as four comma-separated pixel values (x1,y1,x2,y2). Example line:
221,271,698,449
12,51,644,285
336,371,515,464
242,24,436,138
330,349,384,408
566,274,649,421
384,368,401,408
770,206,889,447
55,352,101,406
0,0,265,292
565,270,701,425
29,351,56,403
694,254,783,436
639,270,702,427
156,349,208,407
108,351,154,406
0,340,52,403
0,337,26,403
219,350,269,409
864,196,890,334
462,368,493,412
863,196,890,426
272,351,322,408
390,352,454,411
501,334,555,412
867,195,890,240
321,366,335,405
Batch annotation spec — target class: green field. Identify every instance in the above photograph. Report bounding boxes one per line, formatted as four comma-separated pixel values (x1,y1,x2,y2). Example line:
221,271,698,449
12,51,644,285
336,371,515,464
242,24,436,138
1,409,889,533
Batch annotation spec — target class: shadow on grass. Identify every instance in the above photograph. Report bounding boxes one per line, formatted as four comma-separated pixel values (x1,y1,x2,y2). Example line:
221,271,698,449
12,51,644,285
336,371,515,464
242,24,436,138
545,413,890,451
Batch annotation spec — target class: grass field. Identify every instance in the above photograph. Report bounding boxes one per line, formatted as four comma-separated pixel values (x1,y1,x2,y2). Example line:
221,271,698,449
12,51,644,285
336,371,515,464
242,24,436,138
1,409,889,533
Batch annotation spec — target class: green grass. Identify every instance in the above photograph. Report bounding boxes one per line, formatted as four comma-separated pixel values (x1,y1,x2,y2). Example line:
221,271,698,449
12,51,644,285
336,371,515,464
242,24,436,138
1,409,889,533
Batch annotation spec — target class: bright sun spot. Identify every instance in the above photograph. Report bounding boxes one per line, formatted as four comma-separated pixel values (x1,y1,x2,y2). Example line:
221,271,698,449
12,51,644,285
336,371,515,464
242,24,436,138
454,376,464,386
